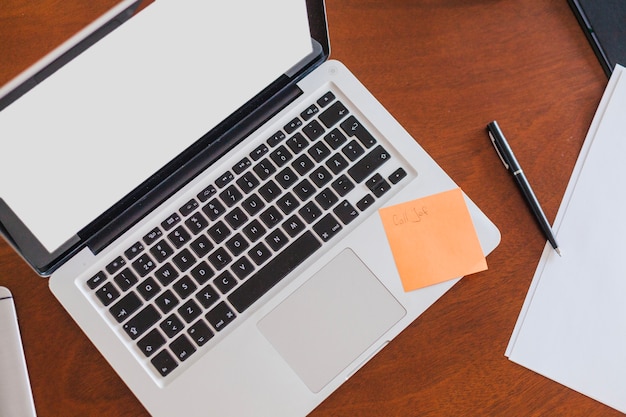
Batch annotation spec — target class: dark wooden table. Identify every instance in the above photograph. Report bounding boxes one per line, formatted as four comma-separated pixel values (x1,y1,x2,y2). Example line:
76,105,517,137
0,1,616,416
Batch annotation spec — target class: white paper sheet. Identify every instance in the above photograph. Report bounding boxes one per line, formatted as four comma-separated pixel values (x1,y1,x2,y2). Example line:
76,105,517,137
0,0,312,252
506,65,626,413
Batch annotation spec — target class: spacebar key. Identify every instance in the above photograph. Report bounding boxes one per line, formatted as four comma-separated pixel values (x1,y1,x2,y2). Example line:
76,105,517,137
228,231,322,313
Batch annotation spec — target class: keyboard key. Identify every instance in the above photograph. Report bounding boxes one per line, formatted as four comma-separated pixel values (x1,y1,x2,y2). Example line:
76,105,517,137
215,171,234,188
188,320,213,347
228,231,321,312
185,212,209,235
105,256,126,275
113,268,138,291
276,167,298,189
151,350,178,377
267,131,286,147
190,261,214,285
170,334,196,362
326,153,349,174
260,206,283,228
250,143,269,160
205,302,237,332
155,290,180,314
286,132,308,154
207,247,232,270
266,228,289,251
95,282,120,306
132,253,157,277
284,117,303,134
236,172,260,194
161,213,181,231
347,145,391,183
310,166,332,187
172,248,196,273
123,305,161,340
124,242,144,261
224,207,248,229
242,193,265,216
172,275,197,299
87,271,106,289
150,240,174,263
208,220,231,244
313,214,343,242
197,184,216,202
202,198,226,221
340,116,377,148
317,91,335,107
196,284,219,309
258,180,281,202
154,263,179,286
160,314,184,338
300,104,319,120
143,227,163,245
293,179,315,201
282,215,306,238
138,329,165,357
308,141,331,162
168,226,191,249
248,242,272,266
232,157,252,174
225,233,250,257
331,174,355,197
270,145,293,167
213,271,238,294
242,219,266,242
179,199,199,217
333,200,359,225
277,192,300,215
302,119,325,141
137,277,161,301
178,299,202,323
342,140,365,161
190,235,213,257
315,188,339,210
389,167,408,184
365,173,391,197
299,201,322,224
292,154,315,175
110,292,143,323
231,257,254,280
319,101,349,128
356,194,375,211
324,128,347,150
253,158,276,180
219,185,243,207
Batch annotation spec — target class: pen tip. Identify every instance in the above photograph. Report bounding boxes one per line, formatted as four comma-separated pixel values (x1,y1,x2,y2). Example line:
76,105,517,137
555,247,562,257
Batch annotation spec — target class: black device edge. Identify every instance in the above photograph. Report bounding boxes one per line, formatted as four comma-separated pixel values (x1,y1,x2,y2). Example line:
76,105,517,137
567,0,612,77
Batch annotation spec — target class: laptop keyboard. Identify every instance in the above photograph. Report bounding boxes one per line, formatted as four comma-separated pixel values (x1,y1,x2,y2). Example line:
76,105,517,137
85,90,409,379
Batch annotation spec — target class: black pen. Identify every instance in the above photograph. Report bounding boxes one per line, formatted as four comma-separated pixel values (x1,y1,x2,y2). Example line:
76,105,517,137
487,121,561,256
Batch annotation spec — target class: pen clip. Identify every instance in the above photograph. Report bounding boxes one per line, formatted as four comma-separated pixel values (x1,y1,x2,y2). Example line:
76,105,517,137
488,130,510,170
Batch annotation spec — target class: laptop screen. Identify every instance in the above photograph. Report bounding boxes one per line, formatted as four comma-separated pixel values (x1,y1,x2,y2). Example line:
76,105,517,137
0,0,327,274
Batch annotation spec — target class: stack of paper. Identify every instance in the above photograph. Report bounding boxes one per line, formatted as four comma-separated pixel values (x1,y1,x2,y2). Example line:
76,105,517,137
506,65,626,413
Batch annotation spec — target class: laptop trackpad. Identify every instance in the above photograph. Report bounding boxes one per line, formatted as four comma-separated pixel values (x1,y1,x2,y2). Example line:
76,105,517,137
257,248,406,393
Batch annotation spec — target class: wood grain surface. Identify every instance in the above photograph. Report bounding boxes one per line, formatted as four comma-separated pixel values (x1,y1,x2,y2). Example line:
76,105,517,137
0,1,615,416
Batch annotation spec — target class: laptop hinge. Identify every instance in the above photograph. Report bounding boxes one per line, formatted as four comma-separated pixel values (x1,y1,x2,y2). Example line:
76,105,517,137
86,82,304,255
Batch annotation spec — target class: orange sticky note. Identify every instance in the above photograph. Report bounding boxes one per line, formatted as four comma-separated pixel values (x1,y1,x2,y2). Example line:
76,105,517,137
378,188,487,292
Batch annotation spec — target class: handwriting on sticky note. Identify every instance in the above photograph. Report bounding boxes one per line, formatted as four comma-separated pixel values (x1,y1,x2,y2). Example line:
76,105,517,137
379,188,487,292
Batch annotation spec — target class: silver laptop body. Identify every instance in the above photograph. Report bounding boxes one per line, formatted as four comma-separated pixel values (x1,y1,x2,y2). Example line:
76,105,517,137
0,1,500,416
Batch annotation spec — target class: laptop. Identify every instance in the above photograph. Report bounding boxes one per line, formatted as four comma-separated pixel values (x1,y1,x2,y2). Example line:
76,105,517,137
0,1,501,415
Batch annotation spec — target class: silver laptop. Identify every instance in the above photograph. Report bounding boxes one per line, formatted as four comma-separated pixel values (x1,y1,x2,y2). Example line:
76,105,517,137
0,1,500,415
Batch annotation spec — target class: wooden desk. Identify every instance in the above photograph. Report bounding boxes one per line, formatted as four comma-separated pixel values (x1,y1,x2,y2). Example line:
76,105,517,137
0,1,615,415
